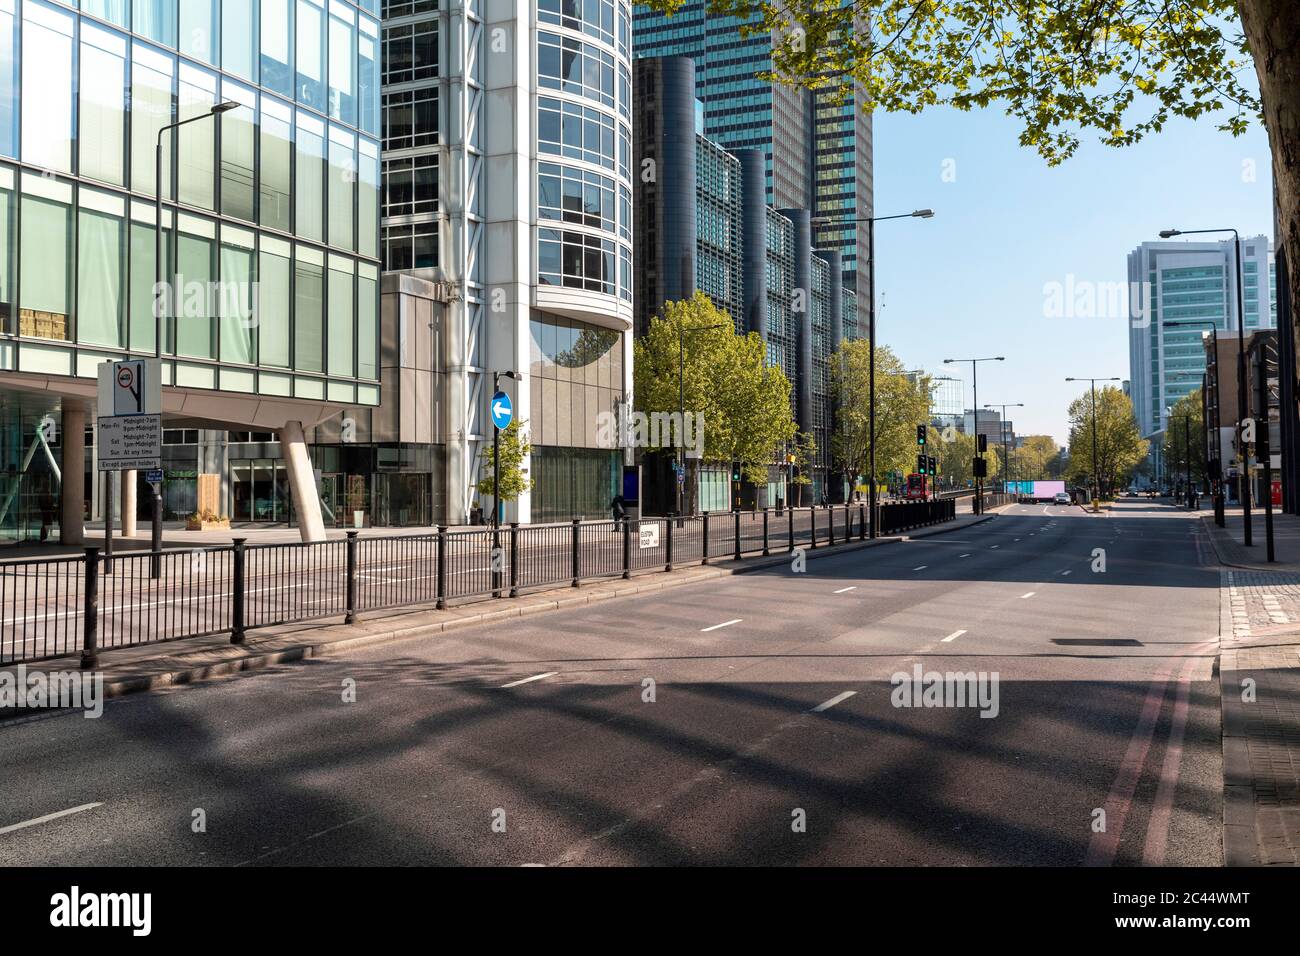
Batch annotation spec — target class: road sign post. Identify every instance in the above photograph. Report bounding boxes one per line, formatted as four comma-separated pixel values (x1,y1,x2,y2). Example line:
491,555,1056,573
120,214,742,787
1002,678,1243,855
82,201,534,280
97,359,162,576
490,386,514,529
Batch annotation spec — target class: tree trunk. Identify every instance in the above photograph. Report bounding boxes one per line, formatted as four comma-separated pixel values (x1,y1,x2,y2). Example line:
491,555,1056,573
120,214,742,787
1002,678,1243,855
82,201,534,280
1239,0,1300,365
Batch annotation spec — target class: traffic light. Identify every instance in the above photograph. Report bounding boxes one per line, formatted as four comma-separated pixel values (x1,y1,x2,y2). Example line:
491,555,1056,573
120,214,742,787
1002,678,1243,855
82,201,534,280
731,461,742,482
977,433,988,453
928,455,937,476
917,455,927,474
973,457,988,478
917,424,927,446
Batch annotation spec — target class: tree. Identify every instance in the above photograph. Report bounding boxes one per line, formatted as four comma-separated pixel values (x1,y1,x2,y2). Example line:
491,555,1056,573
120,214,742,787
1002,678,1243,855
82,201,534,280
789,430,817,505
1014,435,1063,480
933,427,1001,486
1066,387,1149,495
476,420,532,516
650,0,1300,374
1163,389,1207,488
829,341,930,491
634,292,797,483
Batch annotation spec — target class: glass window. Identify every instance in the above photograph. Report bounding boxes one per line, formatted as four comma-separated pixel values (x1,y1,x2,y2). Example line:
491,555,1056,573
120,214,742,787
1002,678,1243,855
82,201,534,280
0,0,16,159
296,113,325,241
175,226,214,359
19,177,72,342
220,82,256,221
382,18,436,85
358,138,379,259
328,1,355,125
222,0,257,82
84,0,129,28
328,127,355,250
220,229,256,364
294,249,324,373
79,24,129,187
259,96,293,232
327,258,353,377
357,15,379,137
134,0,177,48
358,268,376,379
296,0,326,112
382,87,436,151
0,169,13,333
22,2,75,174
131,43,175,196
257,238,291,367
261,0,292,96
177,65,217,210
77,193,126,348
129,214,172,353
180,0,218,65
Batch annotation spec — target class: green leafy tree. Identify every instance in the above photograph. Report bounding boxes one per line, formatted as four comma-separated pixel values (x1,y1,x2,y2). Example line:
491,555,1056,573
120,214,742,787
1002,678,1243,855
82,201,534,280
648,0,1300,378
1014,435,1063,480
634,292,796,484
933,427,1001,486
1163,389,1207,487
788,430,817,505
830,341,931,490
476,420,532,512
1066,387,1149,495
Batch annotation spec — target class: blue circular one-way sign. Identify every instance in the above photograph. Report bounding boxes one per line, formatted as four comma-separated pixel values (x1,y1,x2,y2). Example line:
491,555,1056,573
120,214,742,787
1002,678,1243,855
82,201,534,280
490,390,513,430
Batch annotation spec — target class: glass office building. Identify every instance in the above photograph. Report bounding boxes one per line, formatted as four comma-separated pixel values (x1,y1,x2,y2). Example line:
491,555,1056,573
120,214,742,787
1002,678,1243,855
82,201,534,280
0,0,383,543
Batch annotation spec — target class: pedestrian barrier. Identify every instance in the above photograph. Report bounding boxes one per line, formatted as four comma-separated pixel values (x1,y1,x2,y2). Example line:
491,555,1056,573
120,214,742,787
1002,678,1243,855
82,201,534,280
0,501,960,669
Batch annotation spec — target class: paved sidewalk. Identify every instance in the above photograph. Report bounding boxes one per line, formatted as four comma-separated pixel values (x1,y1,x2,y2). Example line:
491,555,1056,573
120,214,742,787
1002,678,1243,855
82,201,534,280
1204,510,1300,864
0,509,1001,712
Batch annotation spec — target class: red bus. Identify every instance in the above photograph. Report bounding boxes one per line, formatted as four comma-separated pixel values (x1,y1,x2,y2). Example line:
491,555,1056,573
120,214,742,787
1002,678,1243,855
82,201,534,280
906,473,928,499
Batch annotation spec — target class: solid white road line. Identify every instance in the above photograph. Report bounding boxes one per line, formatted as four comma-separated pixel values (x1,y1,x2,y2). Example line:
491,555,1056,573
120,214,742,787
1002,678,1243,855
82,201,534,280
833,586,857,594
701,618,742,632
500,671,558,688
810,691,856,713
941,629,967,643
1020,592,1036,599
0,802,103,837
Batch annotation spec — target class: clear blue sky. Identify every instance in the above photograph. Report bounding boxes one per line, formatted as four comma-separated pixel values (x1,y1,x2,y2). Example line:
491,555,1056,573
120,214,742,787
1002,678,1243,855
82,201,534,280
872,104,1275,447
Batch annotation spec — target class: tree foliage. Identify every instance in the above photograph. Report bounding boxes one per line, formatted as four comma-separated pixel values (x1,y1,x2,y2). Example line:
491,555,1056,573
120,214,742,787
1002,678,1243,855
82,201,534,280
476,420,532,504
932,425,1002,484
650,0,1258,166
1163,388,1207,486
830,341,931,486
1014,435,1063,479
634,292,797,483
1066,386,1149,493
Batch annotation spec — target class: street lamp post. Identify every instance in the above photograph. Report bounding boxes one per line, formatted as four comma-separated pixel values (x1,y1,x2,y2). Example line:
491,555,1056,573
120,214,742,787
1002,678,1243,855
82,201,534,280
1066,377,1120,509
151,101,240,578
1162,319,1220,520
984,403,1023,493
814,209,935,537
945,357,1005,513
1160,227,1250,545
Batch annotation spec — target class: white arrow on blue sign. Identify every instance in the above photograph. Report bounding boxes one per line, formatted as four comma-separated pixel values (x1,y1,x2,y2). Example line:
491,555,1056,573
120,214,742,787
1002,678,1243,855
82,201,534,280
490,390,513,430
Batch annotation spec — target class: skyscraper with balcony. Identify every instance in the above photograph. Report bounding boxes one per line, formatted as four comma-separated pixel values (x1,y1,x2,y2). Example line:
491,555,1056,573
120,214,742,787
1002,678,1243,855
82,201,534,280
1127,237,1276,440
0,0,383,544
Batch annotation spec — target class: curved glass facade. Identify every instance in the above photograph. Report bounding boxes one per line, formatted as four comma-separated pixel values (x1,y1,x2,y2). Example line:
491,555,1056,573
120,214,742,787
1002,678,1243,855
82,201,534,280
533,2,633,305
0,0,382,406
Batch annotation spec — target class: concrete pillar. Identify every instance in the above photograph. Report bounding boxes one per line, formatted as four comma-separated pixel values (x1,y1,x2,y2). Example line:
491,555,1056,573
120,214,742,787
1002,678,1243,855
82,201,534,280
280,420,325,542
60,405,86,545
121,469,137,537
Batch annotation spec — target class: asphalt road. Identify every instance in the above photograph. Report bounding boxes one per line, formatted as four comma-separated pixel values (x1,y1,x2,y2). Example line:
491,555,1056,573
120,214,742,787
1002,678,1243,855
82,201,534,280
0,499,1223,866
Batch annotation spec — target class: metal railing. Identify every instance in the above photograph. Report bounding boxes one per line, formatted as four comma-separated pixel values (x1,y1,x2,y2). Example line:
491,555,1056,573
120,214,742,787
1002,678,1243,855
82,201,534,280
0,501,960,668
